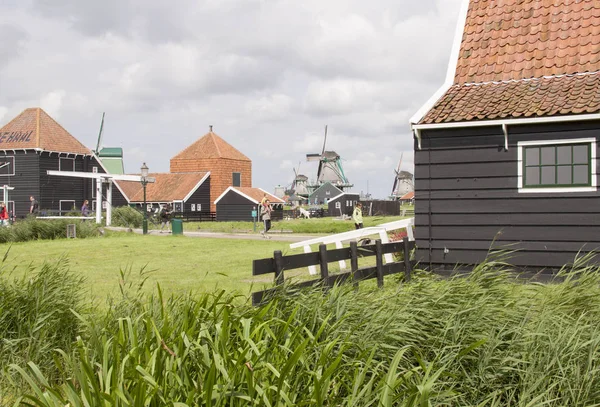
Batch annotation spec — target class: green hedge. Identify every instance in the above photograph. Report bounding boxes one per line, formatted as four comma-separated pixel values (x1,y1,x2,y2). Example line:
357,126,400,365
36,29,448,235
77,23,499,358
0,218,100,243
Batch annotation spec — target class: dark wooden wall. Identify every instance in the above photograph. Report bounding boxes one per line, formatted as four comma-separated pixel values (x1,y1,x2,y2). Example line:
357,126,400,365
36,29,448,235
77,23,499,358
0,151,39,217
415,120,600,270
184,177,210,213
216,191,283,221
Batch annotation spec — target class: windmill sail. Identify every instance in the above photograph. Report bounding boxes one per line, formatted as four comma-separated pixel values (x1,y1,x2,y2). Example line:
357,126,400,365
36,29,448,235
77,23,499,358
95,112,105,153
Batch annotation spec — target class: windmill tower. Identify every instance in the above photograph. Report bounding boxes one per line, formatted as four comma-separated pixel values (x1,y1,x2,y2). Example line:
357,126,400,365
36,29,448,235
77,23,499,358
391,153,414,199
306,125,353,192
285,162,309,197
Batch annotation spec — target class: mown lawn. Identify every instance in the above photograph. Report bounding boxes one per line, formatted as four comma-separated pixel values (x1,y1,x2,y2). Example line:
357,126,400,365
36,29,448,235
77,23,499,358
0,233,298,302
184,214,409,234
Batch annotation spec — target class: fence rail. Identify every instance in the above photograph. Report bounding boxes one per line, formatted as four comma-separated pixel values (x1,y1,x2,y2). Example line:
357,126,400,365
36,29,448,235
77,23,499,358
252,238,415,306
171,211,217,222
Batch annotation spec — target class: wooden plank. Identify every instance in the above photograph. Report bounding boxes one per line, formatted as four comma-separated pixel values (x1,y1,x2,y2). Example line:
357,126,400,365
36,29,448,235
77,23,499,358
415,147,515,165
416,197,600,214
319,244,331,288
253,258,275,276
417,177,519,191
416,213,600,227
375,240,384,288
280,251,320,270
274,251,284,286
403,237,412,282
415,161,516,179
416,225,600,242
350,240,359,289
415,239,600,252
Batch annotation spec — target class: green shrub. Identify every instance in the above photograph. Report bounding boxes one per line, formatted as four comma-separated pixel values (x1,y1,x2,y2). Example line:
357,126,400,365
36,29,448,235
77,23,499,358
111,206,143,228
0,218,100,243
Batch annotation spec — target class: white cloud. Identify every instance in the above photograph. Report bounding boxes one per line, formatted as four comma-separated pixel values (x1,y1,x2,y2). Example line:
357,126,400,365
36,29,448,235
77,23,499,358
0,0,463,198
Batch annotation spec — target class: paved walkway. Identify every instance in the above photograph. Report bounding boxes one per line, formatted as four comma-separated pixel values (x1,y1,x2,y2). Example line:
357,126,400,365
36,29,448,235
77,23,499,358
104,226,323,243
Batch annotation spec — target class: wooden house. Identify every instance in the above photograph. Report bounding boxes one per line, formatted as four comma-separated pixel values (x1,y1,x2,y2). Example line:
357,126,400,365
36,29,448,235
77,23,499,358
308,182,343,205
411,0,600,270
170,126,251,212
114,172,210,214
0,107,125,217
215,187,284,221
327,192,360,217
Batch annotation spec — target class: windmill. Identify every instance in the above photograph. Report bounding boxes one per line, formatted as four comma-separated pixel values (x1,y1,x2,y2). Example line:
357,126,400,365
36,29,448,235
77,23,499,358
306,125,353,191
285,162,309,197
92,113,125,174
391,153,414,199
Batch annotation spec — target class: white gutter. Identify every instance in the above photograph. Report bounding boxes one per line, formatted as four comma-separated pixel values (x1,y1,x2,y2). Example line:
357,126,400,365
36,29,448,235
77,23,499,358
411,112,600,150
409,0,470,125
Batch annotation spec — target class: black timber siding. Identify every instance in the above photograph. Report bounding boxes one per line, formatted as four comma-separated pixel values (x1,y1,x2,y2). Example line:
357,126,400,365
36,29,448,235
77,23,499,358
184,177,210,213
0,150,39,218
327,193,360,216
216,190,283,221
415,120,600,270
308,183,343,205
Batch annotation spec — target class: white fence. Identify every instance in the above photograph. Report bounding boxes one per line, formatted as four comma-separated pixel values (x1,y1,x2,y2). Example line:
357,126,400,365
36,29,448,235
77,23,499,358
290,218,415,275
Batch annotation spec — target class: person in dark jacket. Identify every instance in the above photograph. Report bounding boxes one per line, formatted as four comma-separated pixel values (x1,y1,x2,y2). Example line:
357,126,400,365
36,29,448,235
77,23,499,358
159,204,171,233
260,200,272,239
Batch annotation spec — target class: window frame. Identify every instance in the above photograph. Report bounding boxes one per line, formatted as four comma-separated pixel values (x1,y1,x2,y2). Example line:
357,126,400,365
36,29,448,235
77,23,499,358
191,204,196,212
0,156,15,176
517,138,597,193
59,200,75,215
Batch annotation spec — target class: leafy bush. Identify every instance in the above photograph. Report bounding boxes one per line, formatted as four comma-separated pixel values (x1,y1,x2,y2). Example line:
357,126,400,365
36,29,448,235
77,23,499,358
111,206,143,228
0,218,99,243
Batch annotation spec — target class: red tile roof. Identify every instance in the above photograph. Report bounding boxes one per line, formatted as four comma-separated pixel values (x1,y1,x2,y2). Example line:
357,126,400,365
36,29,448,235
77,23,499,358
420,0,600,124
171,129,250,161
400,191,414,200
0,108,91,154
116,172,209,202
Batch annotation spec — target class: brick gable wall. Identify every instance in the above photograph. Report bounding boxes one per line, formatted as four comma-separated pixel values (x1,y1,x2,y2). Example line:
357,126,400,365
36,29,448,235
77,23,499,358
170,158,252,212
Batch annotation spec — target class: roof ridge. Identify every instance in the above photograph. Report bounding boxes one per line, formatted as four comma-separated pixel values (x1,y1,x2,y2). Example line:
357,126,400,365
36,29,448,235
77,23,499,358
211,131,222,157
460,70,600,87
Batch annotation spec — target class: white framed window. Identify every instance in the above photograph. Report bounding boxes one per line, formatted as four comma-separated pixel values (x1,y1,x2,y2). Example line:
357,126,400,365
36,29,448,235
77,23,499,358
59,157,75,171
173,201,182,212
146,204,152,212
335,202,341,209
92,166,98,173
325,190,330,196
191,204,196,211
59,200,75,215
518,138,597,193
196,204,201,212
0,156,15,176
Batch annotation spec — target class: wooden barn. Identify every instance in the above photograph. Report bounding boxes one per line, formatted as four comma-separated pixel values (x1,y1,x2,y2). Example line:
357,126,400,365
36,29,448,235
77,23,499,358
411,0,600,270
308,182,343,205
114,172,210,215
327,192,360,217
0,107,125,217
170,126,251,212
215,187,284,221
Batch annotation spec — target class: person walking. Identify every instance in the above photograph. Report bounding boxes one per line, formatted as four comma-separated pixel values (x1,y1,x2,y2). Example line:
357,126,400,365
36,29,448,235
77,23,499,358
81,200,89,216
29,196,39,215
0,203,9,226
159,204,171,233
260,199,272,239
352,202,363,229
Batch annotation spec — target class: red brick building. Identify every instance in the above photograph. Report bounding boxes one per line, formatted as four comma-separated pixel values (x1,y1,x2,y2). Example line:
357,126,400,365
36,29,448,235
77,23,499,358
170,126,251,212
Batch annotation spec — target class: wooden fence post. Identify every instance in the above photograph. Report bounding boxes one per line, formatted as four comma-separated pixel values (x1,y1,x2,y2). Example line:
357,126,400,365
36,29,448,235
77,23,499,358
319,244,330,287
402,237,412,283
274,250,285,286
375,239,384,288
350,240,359,289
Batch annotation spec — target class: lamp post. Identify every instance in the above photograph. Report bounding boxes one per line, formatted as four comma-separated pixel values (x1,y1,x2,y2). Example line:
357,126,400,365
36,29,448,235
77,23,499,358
141,162,149,235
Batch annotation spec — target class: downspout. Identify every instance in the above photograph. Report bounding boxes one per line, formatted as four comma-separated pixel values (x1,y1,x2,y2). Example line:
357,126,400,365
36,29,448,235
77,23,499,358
427,135,432,271
502,123,509,151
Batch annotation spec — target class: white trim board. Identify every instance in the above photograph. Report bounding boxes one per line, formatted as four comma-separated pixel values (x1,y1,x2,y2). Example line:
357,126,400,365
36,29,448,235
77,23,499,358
409,0,470,125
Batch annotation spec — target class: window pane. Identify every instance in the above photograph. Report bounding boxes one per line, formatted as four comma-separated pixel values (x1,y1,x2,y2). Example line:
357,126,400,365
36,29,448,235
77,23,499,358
573,144,589,164
557,166,572,185
541,166,556,184
525,167,540,185
557,146,572,165
573,165,589,184
541,147,555,165
525,147,539,165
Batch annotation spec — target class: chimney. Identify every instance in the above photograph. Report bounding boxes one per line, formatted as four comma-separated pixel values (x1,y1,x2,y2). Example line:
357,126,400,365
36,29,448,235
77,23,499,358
209,125,213,132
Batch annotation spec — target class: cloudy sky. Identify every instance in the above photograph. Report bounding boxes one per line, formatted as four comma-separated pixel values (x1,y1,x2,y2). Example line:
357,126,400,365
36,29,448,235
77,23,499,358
0,0,462,199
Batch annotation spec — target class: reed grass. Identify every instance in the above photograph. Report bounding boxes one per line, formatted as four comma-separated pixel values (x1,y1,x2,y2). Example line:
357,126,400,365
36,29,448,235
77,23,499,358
3,254,600,406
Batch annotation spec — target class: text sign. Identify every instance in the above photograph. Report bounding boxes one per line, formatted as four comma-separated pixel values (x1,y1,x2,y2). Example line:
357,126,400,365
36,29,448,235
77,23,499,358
0,131,33,144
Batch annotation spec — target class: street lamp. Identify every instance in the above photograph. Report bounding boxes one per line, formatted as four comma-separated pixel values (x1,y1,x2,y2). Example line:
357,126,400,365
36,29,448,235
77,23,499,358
141,162,149,235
